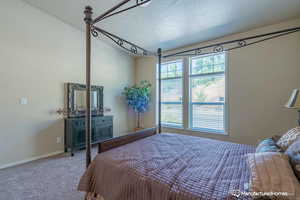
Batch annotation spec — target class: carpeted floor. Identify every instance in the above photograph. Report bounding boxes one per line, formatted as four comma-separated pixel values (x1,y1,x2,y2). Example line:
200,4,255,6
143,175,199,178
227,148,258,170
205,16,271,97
0,149,97,200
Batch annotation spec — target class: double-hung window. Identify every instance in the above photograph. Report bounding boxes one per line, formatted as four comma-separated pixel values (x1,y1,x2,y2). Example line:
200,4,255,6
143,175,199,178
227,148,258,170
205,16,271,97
160,60,183,127
189,53,226,133
158,53,227,134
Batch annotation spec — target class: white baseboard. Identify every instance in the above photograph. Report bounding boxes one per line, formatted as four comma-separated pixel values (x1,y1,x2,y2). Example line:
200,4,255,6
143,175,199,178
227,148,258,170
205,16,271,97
0,151,64,170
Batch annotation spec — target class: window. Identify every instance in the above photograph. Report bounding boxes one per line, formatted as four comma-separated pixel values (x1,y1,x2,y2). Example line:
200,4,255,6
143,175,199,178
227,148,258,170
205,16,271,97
160,60,183,127
189,53,226,133
158,53,227,134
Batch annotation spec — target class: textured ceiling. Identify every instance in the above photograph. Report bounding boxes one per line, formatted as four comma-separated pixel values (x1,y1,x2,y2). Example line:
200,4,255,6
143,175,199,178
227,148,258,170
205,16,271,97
23,0,300,53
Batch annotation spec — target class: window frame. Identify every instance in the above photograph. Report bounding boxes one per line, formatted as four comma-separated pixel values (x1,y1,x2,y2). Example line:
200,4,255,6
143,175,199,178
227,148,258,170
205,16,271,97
159,59,184,128
157,52,229,135
188,52,228,135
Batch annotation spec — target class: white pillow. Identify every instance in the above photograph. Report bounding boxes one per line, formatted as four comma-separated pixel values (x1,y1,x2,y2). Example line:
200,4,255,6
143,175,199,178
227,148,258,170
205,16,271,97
277,127,300,151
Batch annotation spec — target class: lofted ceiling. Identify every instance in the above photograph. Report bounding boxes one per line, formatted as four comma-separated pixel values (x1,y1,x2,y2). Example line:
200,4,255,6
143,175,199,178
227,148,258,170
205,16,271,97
23,0,300,54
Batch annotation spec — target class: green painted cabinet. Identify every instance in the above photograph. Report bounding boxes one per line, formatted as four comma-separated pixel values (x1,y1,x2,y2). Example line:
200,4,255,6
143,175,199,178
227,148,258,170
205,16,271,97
64,116,113,156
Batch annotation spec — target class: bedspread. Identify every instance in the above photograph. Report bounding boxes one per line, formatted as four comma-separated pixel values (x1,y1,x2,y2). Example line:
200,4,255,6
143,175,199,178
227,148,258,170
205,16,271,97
78,133,255,200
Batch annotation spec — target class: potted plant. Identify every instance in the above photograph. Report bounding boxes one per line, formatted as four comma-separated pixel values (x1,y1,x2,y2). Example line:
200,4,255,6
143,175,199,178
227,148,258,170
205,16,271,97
123,80,151,130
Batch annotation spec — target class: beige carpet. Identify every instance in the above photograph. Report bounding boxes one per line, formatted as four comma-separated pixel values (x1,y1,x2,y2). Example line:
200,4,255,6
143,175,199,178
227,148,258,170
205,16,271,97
0,149,97,200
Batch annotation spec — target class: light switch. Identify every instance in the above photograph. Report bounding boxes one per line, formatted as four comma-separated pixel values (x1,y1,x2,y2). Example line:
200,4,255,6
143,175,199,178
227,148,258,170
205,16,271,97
20,98,28,105
56,137,62,144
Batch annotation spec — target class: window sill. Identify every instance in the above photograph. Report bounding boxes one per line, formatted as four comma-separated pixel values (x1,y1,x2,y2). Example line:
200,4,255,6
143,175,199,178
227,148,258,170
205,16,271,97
161,126,229,136
161,124,184,129
186,128,228,136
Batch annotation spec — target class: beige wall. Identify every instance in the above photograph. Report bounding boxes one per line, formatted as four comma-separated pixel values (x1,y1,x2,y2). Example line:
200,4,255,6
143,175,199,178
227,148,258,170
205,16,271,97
0,0,135,168
135,18,300,145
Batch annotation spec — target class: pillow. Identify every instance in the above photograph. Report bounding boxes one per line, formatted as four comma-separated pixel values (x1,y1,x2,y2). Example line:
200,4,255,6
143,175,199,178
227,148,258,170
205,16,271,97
277,127,300,151
256,138,282,153
272,135,281,143
247,152,300,199
285,138,300,180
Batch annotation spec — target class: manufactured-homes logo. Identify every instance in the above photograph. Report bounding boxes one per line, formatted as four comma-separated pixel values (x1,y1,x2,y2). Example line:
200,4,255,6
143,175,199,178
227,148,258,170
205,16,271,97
230,190,290,199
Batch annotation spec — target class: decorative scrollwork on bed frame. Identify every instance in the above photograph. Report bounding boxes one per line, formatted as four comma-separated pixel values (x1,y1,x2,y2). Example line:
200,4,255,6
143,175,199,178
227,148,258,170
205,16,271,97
91,26,154,56
163,27,300,58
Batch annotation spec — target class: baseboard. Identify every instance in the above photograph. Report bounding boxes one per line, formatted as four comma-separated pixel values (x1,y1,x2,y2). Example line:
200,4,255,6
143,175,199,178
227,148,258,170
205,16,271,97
0,151,64,170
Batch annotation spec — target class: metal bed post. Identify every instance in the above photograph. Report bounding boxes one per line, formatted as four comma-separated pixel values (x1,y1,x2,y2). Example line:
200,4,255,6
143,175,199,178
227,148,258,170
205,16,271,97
83,0,153,168
84,6,93,168
157,48,162,133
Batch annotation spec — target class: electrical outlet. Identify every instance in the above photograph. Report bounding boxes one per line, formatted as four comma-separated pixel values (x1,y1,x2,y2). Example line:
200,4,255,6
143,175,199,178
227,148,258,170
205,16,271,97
56,137,62,144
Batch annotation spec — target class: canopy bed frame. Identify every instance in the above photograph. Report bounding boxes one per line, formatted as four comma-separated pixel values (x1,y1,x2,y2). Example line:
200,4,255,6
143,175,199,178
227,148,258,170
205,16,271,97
83,1,300,168
79,1,300,199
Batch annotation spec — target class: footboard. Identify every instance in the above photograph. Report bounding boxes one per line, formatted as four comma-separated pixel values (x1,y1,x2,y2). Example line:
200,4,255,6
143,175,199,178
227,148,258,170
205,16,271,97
98,127,157,153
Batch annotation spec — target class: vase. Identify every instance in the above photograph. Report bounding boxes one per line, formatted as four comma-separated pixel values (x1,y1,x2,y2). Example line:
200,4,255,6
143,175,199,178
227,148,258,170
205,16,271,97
135,112,143,131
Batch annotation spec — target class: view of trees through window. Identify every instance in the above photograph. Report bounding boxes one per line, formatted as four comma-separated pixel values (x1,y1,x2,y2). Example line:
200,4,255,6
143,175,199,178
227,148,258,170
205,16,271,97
161,61,183,126
159,53,226,133
190,53,225,132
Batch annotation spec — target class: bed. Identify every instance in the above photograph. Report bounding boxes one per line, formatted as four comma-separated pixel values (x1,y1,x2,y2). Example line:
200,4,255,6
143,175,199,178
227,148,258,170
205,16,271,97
80,3,300,199
78,131,255,200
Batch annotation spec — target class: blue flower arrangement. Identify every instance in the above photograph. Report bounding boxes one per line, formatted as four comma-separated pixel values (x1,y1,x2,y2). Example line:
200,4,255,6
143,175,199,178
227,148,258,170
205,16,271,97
123,80,151,128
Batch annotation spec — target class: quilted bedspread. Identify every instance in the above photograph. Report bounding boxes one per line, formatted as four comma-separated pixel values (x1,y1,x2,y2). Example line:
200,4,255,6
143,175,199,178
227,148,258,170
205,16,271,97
78,133,255,200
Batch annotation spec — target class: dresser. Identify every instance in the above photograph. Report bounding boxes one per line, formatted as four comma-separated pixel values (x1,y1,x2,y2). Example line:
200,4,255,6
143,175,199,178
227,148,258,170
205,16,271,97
64,116,113,156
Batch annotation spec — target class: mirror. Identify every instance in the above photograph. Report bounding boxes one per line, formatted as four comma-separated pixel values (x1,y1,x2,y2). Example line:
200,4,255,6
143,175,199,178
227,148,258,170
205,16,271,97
67,83,103,117
74,90,98,111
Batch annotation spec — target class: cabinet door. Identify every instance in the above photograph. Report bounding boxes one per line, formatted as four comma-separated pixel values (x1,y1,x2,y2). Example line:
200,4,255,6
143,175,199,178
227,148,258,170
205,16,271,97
92,125,101,142
102,125,113,138
92,125,112,143
73,126,85,148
